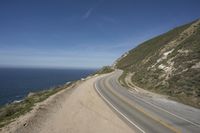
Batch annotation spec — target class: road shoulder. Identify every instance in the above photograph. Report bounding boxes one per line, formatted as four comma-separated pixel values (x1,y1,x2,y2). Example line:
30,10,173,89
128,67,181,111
1,74,134,133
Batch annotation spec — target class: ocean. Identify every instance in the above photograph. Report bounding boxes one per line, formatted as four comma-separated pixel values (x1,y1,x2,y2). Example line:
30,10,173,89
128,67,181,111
0,68,96,106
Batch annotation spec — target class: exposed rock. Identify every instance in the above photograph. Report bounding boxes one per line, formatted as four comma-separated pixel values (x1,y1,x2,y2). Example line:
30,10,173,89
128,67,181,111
115,19,200,108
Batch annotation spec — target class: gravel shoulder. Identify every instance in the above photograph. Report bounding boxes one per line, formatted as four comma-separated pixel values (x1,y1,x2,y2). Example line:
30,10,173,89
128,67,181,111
1,74,134,133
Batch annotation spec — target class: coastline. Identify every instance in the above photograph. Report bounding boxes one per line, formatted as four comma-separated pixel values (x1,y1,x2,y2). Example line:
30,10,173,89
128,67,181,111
0,79,79,132
0,68,96,106
0,72,133,133
0,80,77,129
0,67,101,129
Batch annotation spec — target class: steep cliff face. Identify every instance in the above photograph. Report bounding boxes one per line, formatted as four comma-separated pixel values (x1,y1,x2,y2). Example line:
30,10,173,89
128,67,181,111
115,19,200,108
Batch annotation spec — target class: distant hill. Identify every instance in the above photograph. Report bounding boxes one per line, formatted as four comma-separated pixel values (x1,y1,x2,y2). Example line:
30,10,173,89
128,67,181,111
114,19,200,108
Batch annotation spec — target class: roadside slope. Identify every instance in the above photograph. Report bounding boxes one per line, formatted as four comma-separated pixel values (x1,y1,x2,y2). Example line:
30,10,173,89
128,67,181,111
115,19,200,108
1,74,134,133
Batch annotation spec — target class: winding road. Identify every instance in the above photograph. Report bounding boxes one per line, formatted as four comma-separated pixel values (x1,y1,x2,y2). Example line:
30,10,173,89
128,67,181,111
95,70,200,133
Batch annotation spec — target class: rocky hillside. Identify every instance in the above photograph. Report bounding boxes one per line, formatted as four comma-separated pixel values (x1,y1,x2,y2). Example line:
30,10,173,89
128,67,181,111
114,19,200,108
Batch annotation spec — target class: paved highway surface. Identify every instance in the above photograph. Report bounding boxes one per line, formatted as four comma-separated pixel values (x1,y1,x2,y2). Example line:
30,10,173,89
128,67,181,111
95,70,200,133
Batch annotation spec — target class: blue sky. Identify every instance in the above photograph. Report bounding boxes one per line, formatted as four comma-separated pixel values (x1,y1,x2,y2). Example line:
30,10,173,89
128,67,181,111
0,0,199,69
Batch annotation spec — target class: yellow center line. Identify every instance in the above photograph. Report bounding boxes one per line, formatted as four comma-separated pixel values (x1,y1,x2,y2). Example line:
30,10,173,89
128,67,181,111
103,75,181,133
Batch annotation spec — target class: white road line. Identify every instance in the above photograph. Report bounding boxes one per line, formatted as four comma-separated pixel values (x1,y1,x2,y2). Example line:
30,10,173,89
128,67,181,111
94,82,146,133
133,95,200,128
114,71,200,128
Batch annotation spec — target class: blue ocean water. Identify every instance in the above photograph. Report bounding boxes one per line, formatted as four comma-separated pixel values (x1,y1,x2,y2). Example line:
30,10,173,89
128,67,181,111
0,68,96,106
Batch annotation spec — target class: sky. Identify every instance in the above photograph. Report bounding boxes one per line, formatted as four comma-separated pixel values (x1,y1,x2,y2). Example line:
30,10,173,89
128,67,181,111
0,0,199,69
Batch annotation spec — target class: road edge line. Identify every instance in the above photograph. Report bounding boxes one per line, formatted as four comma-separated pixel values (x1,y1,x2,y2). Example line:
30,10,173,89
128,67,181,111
94,82,146,133
115,73,200,128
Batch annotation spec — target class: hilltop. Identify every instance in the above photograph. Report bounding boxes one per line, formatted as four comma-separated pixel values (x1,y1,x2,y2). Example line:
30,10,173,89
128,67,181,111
114,19,200,108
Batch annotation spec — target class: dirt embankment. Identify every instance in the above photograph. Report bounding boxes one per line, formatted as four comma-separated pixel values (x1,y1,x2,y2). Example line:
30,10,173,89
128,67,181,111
1,74,134,133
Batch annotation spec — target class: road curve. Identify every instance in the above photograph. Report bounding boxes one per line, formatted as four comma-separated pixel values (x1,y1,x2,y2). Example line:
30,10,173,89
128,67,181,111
95,70,200,133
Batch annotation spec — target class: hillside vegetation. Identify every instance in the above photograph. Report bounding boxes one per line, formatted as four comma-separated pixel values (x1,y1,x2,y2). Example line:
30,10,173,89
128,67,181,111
0,82,74,128
94,66,114,74
115,19,200,108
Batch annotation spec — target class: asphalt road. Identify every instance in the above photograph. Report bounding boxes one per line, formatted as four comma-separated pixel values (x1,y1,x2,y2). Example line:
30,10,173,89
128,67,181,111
95,70,200,133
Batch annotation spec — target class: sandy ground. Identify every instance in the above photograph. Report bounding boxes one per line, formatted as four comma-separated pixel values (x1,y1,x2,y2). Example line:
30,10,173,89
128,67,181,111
1,74,134,133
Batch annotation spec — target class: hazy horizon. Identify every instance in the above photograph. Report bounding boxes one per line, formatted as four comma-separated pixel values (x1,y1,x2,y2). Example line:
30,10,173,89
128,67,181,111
0,0,199,68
